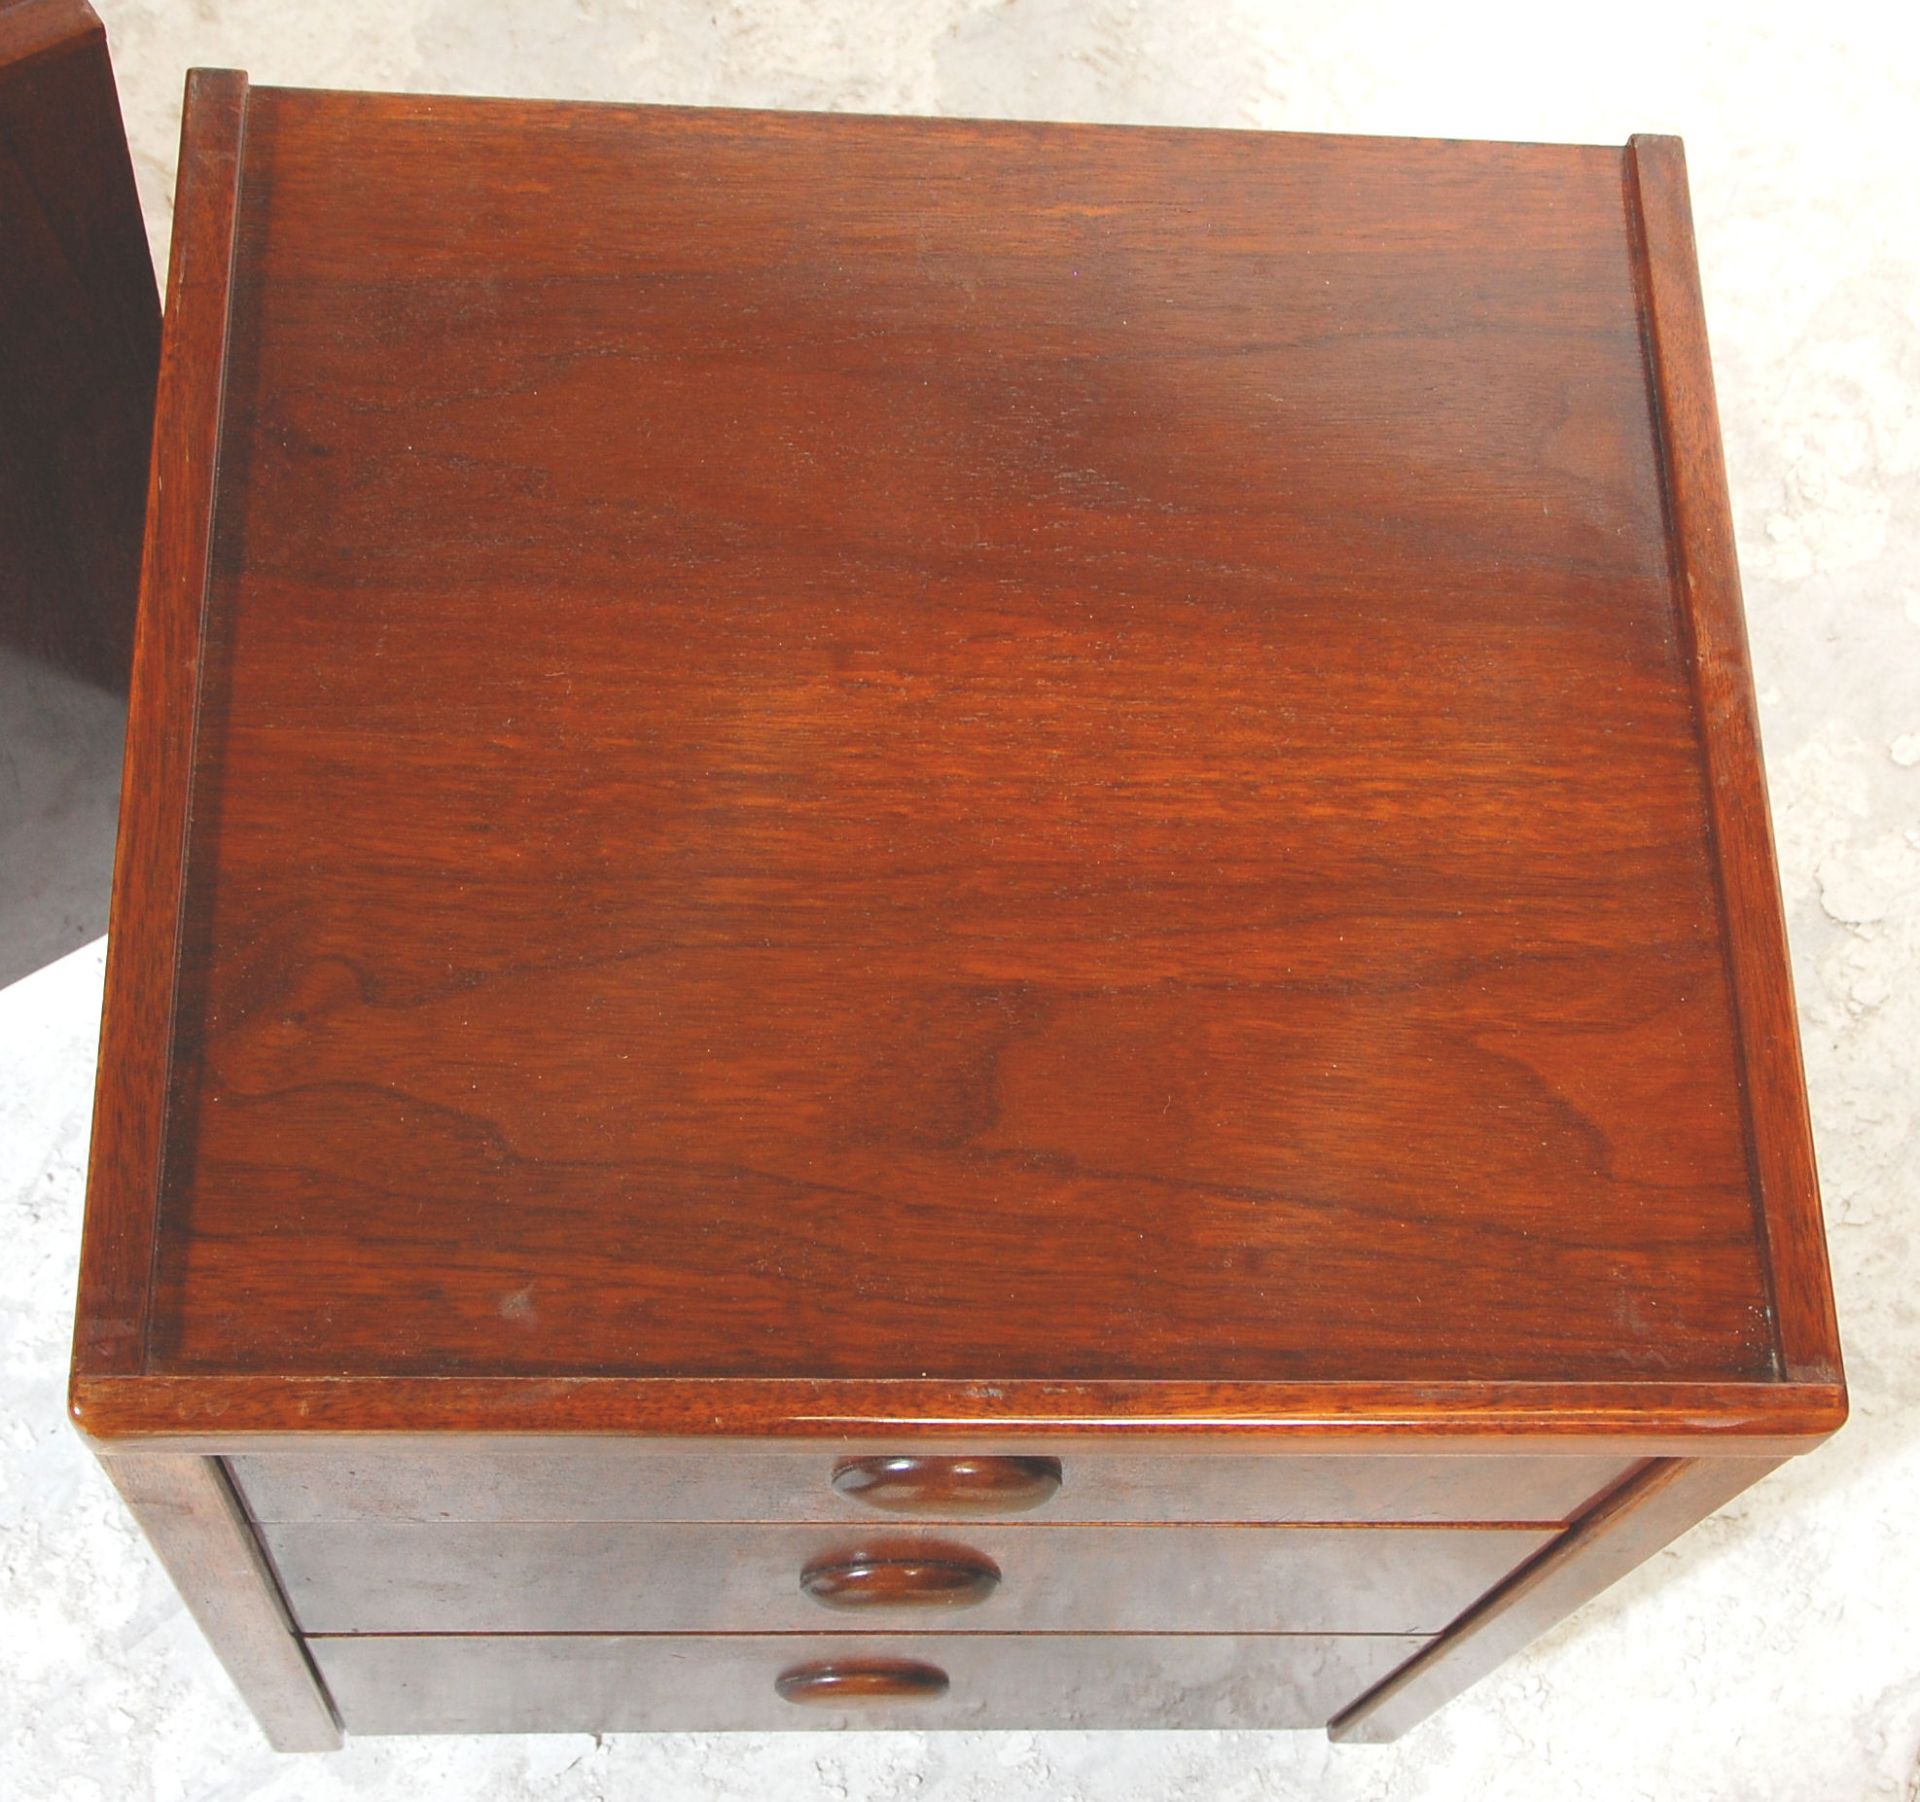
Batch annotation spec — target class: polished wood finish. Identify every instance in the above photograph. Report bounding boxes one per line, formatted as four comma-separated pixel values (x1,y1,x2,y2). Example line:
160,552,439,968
73,84,1843,1746
1331,1454,1782,1740
225,1443,1628,1524
76,1375,1846,1444
103,1454,340,1751
258,1519,1552,1635
72,88,1841,1436
800,1544,1002,1610
72,68,244,1375
312,1632,1426,1733
71,88,1834,1415
834,1455,1063,1515
777,1659,951,1704
1625,135,1841,1385
0,0,156,983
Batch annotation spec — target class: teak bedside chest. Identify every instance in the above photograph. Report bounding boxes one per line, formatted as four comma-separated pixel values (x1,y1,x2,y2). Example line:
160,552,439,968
71,75,1844,1748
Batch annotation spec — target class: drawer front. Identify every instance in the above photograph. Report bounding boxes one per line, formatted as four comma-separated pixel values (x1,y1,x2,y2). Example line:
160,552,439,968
311,1631,1429,1733
230,1447,1624,1526
263,1519,1551,1635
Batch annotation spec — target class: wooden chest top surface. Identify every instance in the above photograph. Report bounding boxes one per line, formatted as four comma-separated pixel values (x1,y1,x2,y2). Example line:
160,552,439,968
73,82,1841,1441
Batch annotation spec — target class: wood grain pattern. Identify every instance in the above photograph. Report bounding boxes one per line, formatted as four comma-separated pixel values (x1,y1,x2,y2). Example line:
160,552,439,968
71,68,247,1376
258,1518,1553,1635
75,1373,1844,1446
1625,135,1844,1389
311,1630,1426,1733
1330,1453,1782,1739
225,1442,1629,1525
70,95,1845,1746
101,1452,340,1751
0,0,157,982
95,93,1803,1401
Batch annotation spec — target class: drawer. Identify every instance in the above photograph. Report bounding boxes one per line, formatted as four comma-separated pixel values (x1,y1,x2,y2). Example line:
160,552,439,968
262,1519,1551,1635
311,1631,1429,1733
229,1446,1625,1526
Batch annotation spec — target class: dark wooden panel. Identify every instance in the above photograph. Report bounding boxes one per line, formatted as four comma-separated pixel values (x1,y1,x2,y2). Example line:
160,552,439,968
0,0,155,689
311,1630,1427,1733
227,1444,1627,1525
260,1519,1550,1635
130,94,1774,1389
0,0,156,983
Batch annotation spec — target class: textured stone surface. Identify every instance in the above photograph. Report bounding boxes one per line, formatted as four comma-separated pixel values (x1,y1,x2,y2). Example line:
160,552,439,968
4,2,1916,1795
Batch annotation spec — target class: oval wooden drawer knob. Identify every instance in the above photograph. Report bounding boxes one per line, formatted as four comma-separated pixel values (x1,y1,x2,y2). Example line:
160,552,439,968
776,1659,950,1706
831,1454,1063,1516
800,1546,1001,1610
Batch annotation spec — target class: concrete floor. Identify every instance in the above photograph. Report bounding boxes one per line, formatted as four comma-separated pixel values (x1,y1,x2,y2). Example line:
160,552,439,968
4,2,1917,1796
